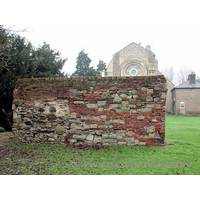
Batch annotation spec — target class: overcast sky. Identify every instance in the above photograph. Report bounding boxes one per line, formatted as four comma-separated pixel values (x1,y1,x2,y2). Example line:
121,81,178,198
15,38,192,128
2,0,200,84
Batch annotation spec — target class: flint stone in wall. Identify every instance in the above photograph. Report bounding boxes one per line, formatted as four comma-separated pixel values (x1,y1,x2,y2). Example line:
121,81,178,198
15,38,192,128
154,86,161,90
102,134,108,138
147,104,155,108
56,126,65,135
132,89,137,95
155,104,161,108
39,108,45,112
69,89,78,95
86,135,94,141
125,131,134,136
146,96,153,101
78,90,87,94
124,137,134,142
139,142,146,145
69,139,77,143
149,133,155,138
108,134,117,139
127,143,135,146
141,87,147,94
161,92,166,99
71,112,77,118
68,130,82,135
101,91,110,99
87,104,98,109
83,124,90,129
134,140,139,145
120,94,127,98
102,143,109,146
13,112,17,119
104,139,117,143
98,108,103,112
48,102,55,106
140,107,152,112
116,130,126,136
121,101,129,110
118,142,127,145
119,89,127,94
84,140,93,145
110,119,125,124
109,87,118,92
73,134,86,140
48,138,55,142
94,136,102,143
116,135,123,140
145,126,155,133
91,124,98,129
74,101,84,105
100,115,107,120
95,130,103,136
89,87,93,93
147,89,153,94
98,125,107,129
71,123,77,130
49,107,56,112
113,94,122,102
97,101,106,106
109,104,121,109
154,97,160,102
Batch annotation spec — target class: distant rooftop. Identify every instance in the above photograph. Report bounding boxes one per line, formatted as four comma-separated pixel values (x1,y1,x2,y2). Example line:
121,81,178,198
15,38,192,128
173,80,200,89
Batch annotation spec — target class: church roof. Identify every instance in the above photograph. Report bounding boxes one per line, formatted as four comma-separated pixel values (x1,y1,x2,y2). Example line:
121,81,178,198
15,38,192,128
113,42,152,55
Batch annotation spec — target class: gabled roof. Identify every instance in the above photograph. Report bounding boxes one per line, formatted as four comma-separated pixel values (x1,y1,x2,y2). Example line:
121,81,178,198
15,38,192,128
172,80,200,90
113,42,152,56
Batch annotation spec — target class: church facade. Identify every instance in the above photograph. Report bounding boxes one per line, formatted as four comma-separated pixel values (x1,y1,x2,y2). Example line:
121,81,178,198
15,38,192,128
107,42,158,77
106,42,174,114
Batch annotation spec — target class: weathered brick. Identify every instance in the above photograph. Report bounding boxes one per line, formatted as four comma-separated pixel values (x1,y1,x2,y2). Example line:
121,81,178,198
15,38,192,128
12,76,167,147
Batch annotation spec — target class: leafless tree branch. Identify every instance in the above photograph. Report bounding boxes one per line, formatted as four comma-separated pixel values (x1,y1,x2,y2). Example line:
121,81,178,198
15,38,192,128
161,66,174,83
176,67,192,84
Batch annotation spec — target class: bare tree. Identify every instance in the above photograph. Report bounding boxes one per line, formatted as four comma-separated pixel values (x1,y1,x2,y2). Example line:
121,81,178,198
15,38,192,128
161,66,174,83
176,67,192,84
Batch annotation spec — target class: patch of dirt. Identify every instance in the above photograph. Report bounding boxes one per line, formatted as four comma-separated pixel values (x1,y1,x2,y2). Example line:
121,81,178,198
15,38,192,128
0,133,14,147
160,141,175,146
0,133,36,162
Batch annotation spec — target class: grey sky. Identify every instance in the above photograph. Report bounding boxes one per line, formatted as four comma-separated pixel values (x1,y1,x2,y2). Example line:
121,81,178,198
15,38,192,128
2,0,200,83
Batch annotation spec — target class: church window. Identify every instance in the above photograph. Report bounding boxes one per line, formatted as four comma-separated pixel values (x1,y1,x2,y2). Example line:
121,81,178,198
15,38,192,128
126,64,142,76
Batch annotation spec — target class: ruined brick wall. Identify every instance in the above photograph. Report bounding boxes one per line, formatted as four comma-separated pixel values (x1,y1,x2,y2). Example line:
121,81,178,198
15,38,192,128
12,76,167,147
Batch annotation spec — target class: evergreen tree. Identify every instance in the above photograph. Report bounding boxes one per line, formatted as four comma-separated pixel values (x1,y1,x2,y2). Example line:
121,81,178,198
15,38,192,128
34,42,67,77
0,26,67,130
97,59,107,76
71,50,107,77
71,50,92,77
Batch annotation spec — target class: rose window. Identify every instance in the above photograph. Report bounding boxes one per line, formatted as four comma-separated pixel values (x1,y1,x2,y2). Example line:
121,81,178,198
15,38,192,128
126,65,142,76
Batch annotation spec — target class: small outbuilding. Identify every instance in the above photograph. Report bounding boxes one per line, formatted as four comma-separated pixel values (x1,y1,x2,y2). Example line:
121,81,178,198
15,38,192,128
171,73,200,115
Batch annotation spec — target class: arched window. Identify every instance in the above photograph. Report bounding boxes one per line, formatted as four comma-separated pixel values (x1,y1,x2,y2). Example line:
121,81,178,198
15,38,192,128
180,102,185,109
125,64,143,76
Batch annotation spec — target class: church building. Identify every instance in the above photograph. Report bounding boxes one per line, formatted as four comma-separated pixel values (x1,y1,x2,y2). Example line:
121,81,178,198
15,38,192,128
107,42,158,77
106,42,174,113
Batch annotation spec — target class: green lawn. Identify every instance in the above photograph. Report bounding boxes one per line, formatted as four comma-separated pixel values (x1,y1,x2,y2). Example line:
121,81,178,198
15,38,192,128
0,115,200,175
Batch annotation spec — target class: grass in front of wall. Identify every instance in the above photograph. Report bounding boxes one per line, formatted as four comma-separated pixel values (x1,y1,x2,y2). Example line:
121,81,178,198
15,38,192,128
0,115,200,175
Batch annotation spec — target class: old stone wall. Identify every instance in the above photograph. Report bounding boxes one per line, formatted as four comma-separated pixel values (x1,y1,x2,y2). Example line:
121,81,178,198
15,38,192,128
12,76,167,147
